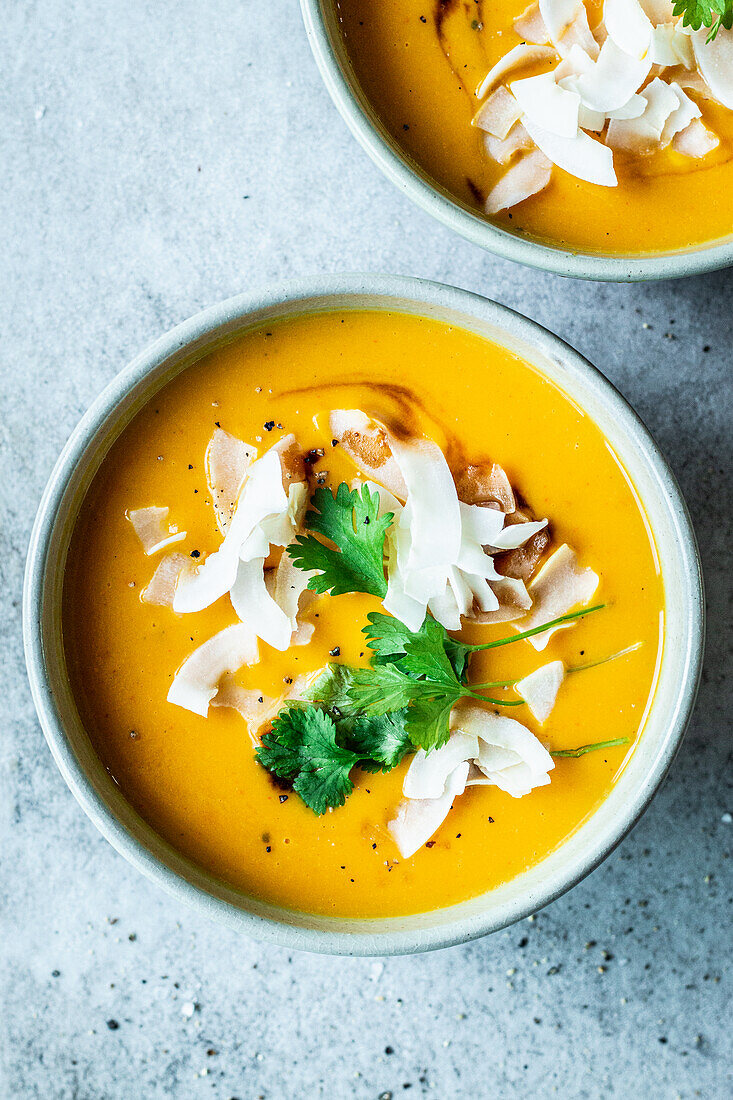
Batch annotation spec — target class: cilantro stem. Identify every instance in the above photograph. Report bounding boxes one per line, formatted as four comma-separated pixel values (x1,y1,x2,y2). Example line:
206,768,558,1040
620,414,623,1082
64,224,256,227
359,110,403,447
550,737,630,758
567,642,642,674
465,690,525,707
465,604,606,651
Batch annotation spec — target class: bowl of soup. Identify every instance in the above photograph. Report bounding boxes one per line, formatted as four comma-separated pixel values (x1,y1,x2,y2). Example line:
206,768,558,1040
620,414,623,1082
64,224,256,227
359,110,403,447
301,0,733,279
24,274,703,953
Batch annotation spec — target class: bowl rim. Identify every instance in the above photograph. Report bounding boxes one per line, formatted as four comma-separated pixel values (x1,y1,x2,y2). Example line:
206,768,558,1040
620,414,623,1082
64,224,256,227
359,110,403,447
23,274,704,955
299,0,733,283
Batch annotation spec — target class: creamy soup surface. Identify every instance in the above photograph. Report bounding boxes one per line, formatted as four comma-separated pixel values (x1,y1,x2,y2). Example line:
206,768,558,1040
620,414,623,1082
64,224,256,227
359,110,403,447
64,311,664,918
336,0,733,254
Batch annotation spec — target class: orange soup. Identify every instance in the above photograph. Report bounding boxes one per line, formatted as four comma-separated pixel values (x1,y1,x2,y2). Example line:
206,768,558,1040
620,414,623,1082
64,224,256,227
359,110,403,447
63,310,663,918
336,0,733,254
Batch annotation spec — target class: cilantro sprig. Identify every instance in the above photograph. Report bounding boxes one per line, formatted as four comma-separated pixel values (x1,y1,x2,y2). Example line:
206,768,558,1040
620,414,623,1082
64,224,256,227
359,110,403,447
256,479,619,815
673,0,732,40
286,483,393,598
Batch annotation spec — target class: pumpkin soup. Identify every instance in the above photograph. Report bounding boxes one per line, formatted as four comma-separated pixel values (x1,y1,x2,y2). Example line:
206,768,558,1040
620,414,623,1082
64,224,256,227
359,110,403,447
336,0,733,254
63,311,663,918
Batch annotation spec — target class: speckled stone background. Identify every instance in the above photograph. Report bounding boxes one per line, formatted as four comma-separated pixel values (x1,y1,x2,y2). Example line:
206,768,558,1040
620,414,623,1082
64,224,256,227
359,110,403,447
2,2,731,1097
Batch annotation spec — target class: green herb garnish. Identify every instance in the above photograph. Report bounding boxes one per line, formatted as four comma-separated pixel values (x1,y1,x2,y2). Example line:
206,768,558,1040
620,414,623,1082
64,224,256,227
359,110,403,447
286,482,393,598
672,0,732,40
550,737,630,758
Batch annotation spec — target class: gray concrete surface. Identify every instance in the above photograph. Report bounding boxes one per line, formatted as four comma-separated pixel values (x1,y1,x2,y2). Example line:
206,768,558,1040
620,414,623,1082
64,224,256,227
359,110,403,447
2,1,731,1097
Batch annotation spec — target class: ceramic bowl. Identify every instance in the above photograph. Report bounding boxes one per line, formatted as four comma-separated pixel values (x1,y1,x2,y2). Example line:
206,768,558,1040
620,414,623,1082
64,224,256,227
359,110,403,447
24,275,704,954
299,0,733,282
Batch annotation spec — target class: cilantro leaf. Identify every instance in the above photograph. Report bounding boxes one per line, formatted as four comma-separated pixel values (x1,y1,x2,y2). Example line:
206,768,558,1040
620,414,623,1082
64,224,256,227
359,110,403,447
399,617,464,687
340,663,431,715
286,482,393,598
301,662,358,716
340,710,412,772
404,692,457,752
363,612,471,681
672,0,732,38
256,706,358,815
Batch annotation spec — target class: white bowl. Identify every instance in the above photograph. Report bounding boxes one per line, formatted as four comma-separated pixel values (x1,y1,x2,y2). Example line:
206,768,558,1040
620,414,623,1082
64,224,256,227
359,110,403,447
24,275,704,954
300,0,733,282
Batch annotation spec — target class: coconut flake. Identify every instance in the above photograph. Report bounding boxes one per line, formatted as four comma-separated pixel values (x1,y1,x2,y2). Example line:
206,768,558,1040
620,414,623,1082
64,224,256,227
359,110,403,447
205,427,256,534
476,44,557,100
511,72,581,137
606,77,679,152
473,86,522,138
517,543,600,650
604,0,653,59
403,732,480,800
265,551,317,645
485,148,553,214
488,517,548,551
672,116,720,156
651,23,694,67
522,116,617,185
660,82,701,144
573,38,652,111
515,1,551,43
167,623,259,717
141,552,192,607
329,410,408,500
388,762,470,859
230,557,294,651
211,673,280,746
469,576,533,624
127,506,186,555
452,704,554,796
173,447,289,615
539,0,582,42
639,0,675,22
516,661,565,722
692,27,733,110
557,5,601,59
483,121,535,165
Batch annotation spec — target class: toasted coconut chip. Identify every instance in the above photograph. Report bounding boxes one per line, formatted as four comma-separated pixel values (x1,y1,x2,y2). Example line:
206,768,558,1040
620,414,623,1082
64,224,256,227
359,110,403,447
469,576,533,624
672,116,719,156
604,0,652,60
388,762,470,860
205,427,257,535
456,462,516,512
522,117,617,185
273,433,307,489
459,501,506,547
651,23,694,67
573,38,652,111
514,1,550,43
557,5,600,59
495,520,550,581
141,552,193,607
485,148,553,214
476,44,557,100
173,447,288,615
639,0,675,22
127,506,185,556
329,409,408,500
488,517,548,551
403,732,480,800
483,121,535,164
473,86,522,138
660,82,701,144
167,623,259,717
511,72,581,137
518,543,600,650
693,27,733,110
211,673,280,746
265,551,317,646
452,704,554,797
516,660,565,723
